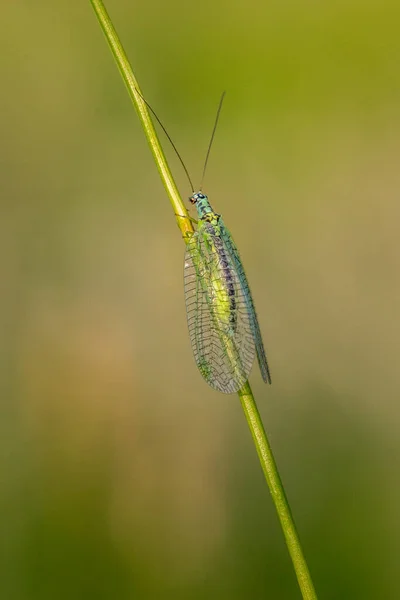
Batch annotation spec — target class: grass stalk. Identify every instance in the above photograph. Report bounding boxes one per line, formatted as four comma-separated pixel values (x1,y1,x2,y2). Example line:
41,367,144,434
89,1,318,597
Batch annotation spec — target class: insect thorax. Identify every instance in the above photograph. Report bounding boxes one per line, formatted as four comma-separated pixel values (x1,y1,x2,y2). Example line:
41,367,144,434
202,211,220,226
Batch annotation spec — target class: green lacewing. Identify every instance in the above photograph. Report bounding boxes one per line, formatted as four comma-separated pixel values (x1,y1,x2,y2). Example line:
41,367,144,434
138,90,271,393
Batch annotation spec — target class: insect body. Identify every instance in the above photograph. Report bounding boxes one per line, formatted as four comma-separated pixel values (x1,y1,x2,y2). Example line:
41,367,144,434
184,192,271,393
135,89,271,393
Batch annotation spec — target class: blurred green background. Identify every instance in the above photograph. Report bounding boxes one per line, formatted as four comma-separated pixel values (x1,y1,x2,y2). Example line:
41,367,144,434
2,1,400,598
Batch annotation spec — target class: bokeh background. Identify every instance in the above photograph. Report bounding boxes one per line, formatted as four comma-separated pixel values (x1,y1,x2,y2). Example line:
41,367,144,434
2,1,400,598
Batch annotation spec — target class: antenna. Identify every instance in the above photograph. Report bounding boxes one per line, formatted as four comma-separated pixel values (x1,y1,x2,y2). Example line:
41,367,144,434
199,91,226,191
135,88,194,193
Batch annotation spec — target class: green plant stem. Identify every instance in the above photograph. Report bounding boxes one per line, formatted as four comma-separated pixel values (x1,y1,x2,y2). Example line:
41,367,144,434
239,381,317,599
89,2,317,598
89,0,193,239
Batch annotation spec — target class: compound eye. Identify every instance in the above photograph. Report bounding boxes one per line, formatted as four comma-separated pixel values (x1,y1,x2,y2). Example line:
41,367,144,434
189,196,196,204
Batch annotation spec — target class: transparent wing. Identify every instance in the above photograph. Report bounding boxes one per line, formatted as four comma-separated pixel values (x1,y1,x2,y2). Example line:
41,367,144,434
184,224,255,394
220,219,271,384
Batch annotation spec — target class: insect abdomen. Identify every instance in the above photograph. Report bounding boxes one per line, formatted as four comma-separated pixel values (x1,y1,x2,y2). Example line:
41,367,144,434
212,231,237,333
